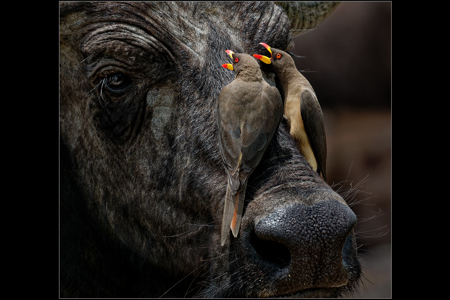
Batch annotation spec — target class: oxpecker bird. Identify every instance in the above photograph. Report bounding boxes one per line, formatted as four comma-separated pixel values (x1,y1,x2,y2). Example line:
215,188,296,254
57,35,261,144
253,43,327,181
218,50,283,246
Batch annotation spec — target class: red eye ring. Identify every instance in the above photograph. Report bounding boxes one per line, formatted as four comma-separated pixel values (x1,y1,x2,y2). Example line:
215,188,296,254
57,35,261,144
234,57,239,63
276,53,282,59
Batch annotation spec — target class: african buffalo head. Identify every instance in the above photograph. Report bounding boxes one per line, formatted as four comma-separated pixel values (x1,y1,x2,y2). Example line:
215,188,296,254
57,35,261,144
60,1,360,297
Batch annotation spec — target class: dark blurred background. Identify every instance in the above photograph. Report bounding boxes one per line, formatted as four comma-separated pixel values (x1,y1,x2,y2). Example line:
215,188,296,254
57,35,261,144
289,2,391,298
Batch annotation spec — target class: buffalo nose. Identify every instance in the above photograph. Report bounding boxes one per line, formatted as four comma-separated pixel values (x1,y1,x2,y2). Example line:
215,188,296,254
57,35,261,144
250,200,357,291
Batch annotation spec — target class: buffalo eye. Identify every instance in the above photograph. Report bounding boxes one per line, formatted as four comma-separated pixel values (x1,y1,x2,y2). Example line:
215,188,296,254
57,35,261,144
104,73,132,94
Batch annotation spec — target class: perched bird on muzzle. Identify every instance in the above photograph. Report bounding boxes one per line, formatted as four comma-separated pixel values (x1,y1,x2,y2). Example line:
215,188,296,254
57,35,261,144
253,43,327,181
218,50,283,246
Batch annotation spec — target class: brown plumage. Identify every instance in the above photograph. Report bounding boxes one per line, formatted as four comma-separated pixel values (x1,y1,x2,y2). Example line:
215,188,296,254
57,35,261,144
253,43,327,181
218,51,283,246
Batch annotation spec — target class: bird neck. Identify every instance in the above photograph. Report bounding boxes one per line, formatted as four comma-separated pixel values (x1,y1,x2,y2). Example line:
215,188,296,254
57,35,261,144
236,67,263,82
277,67,312,92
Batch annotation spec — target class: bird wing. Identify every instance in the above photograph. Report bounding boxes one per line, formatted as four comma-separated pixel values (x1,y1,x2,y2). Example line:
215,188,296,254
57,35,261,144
240,84,283,173
300,89,327,181
217,84,243,179
218,82,282,179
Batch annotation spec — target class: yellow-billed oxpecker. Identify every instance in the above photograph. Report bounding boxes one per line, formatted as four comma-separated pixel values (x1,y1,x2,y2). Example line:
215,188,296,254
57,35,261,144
253,43,327,181
218,50,283,246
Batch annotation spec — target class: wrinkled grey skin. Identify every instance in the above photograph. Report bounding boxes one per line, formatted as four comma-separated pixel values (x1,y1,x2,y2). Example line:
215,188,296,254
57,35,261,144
60,2,361,297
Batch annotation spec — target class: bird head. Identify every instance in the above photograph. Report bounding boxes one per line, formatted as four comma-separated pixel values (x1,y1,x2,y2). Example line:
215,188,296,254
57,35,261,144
221,50,262,80
253,43,292,73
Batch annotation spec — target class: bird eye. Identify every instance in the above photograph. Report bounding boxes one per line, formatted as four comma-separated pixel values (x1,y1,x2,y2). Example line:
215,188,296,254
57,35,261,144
276,53,282,59
235,57,239,63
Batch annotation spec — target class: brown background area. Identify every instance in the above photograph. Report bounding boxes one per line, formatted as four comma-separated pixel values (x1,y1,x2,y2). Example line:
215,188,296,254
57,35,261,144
289,2,391,297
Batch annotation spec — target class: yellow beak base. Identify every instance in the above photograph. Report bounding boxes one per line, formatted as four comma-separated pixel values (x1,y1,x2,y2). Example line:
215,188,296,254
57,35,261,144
222,63,234,71
252,54,272,65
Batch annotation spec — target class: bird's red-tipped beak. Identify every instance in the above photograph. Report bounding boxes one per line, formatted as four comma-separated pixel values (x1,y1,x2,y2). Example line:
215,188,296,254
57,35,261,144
225,49,234,59
253,42,273,64
259,42,272,56
252,54,272,64
222,63,234,71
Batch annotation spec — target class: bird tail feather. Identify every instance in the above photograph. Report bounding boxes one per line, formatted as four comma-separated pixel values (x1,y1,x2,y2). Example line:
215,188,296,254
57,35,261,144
230,184,246,238
220,181,246,246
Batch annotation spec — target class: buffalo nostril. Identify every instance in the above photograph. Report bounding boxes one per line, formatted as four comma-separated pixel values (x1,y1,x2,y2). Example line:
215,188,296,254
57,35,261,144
249,228,291,269
251,200,357,289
